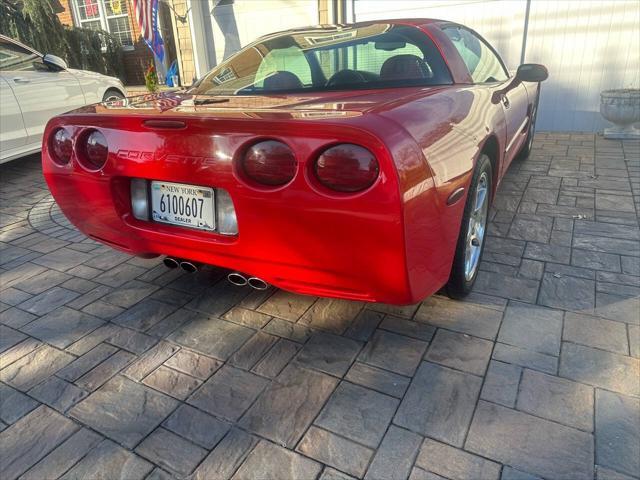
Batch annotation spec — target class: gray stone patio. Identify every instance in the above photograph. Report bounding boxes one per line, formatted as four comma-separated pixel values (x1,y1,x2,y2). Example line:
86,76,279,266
0,132,639,480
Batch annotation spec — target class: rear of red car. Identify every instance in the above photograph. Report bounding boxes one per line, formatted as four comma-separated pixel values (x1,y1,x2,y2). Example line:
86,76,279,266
42,97,440,304
42,20,464,304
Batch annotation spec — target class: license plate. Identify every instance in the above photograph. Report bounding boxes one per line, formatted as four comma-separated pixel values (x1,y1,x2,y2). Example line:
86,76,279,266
151,181,215,231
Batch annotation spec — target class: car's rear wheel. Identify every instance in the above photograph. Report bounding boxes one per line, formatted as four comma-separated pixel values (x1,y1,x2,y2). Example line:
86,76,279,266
446,154,492,299
518,91,539,159
103,89,125,102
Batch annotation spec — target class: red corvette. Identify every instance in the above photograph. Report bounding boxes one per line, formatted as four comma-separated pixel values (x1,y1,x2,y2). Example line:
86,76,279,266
42,20,547,305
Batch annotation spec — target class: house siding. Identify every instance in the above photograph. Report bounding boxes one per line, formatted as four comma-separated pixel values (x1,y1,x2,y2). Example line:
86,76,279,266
354,0,640,132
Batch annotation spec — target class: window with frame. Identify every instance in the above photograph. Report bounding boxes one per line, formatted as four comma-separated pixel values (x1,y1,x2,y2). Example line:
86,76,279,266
442,26,508,83
72,0,134,47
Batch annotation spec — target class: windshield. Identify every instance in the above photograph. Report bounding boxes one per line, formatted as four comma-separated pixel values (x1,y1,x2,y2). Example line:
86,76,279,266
189,24,452,96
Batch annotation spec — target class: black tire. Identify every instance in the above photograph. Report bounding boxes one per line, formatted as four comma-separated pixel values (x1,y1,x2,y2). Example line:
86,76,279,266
518,89,540,159
103,89,125,102
446,154,493,299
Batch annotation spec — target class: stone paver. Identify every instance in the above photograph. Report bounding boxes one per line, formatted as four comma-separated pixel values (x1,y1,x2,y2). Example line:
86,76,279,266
234,440,322,480
560,343,639,397
163,403,230,449
193,428,258,480
188,365,268,421
297,426,374,478
0,382,39,423
364,425,422,480
517,369,594,431
595,389,640,477
59,439,153,480
415,437,501,480
19,428,102,480
135,427,207,476
480,360,522,407
239,363,337,448
69,375,178,448
1,344,73,390
315,381,398,448
466,401,594,479
1,134,638,479
425,329,493,376
395,362,482,446
358,330,428,376
295,331,362,376
498,302,563,356
0,405,78,480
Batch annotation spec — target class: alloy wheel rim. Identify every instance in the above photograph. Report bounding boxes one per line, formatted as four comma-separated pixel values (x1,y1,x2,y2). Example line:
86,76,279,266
464,171,489,281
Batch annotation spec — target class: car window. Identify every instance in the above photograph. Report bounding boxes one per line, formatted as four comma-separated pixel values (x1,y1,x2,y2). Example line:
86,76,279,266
190,24,452,95
0,38,47,72
255,46,313,87
313,40,425,78
442,26,508,83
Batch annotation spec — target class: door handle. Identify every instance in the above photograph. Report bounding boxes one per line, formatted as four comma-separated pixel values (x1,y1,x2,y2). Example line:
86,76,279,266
500,94,510,109
13,77,30,84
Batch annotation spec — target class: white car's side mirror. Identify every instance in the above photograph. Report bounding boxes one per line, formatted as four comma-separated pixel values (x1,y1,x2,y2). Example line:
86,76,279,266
43,54,68,71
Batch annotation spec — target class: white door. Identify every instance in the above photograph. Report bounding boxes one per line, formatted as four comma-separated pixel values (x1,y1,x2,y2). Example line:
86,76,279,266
0,37,85,150
0,76,27,160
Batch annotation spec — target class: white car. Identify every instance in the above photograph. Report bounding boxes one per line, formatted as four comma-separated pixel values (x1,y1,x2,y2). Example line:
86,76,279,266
0,35,126,163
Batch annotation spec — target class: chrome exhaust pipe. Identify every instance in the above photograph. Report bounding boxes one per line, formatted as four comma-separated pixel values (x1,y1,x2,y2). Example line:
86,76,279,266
180,261,199,273
227,272,248,286
163,257,180,269
247,277,269,290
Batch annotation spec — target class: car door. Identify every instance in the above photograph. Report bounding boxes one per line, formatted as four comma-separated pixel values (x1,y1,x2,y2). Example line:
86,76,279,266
441,26,529,169
0,37,85,149
0,76,27,161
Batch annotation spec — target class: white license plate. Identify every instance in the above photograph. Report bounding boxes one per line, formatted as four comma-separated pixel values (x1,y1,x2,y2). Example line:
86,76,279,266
151,181,215,231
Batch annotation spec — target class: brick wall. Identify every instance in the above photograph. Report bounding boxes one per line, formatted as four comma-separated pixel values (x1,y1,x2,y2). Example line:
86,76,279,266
55,0,74,25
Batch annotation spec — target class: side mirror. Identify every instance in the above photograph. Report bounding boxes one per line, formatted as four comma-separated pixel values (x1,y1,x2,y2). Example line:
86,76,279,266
516,64,548,83
43,54,67,71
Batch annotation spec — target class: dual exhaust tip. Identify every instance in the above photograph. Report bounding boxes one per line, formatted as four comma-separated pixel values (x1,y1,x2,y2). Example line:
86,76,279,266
227,272,269,290
163,257,198,273
163,257,268,290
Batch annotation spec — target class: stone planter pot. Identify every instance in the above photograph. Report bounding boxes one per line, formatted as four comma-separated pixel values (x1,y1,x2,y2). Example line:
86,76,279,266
600,89,640,139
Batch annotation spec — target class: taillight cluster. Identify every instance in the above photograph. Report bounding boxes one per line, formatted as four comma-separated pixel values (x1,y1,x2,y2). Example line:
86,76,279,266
49,127,109,170
240,140,379,193
51,130,380,194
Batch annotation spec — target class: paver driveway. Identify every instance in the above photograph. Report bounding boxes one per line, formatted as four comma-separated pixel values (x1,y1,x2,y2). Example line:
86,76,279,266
1,132,639,480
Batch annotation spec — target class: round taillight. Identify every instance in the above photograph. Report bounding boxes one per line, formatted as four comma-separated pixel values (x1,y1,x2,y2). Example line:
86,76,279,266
314,144,379,192
80,130,108,170
242,140,296,186
50,128,73,165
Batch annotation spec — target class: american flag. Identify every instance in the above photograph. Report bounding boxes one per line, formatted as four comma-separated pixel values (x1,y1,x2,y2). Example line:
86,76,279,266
133,0,164,61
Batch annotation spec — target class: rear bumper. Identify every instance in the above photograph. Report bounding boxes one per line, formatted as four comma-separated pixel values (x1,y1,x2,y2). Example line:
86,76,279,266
45,174,414,303
42,115,447,304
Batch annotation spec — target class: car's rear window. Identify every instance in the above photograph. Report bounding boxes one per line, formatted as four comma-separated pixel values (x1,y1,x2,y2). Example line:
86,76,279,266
189,24,452,96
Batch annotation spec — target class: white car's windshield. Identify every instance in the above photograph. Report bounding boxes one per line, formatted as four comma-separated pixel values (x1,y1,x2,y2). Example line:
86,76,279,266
189,24,452,96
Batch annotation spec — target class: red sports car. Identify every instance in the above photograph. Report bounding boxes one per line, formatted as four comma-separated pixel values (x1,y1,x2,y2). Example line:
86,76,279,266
42,19,547,305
